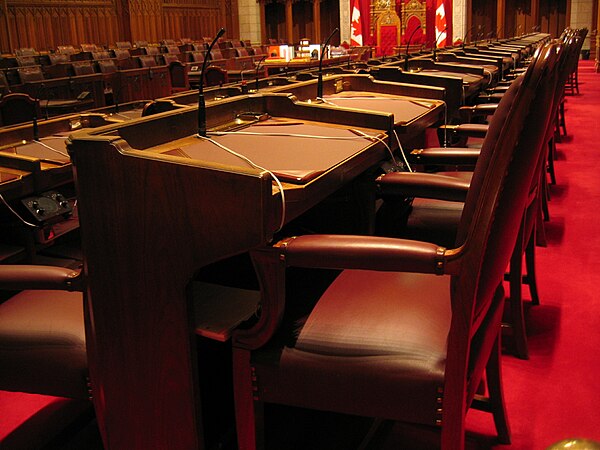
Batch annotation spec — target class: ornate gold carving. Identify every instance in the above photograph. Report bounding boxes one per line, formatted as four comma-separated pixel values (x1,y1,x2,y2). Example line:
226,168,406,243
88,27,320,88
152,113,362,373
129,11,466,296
400,0,426,35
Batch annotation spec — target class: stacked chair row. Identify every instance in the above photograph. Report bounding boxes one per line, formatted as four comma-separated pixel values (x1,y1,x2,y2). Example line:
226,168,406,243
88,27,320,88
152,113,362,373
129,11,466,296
0,31,581,450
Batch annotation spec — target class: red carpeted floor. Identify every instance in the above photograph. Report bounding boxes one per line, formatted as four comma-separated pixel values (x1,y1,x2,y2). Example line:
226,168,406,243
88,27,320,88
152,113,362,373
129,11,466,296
1,61,600,450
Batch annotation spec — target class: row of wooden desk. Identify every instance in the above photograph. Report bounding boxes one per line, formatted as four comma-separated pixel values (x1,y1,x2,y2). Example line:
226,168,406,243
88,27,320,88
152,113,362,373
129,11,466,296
0,32,550,449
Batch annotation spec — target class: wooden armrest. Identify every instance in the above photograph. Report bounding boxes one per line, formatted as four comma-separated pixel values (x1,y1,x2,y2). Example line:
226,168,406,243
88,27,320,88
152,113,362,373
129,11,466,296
409,147,481,166
376,170,471,202
439,123,488,138
0,265,82,291
277,235,447,275
459,103,499,122
233,235,455,349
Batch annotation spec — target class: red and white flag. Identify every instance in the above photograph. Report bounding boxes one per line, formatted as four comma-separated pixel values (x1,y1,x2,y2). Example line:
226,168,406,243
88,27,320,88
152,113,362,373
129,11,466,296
435,0,447,47
350,0,363,46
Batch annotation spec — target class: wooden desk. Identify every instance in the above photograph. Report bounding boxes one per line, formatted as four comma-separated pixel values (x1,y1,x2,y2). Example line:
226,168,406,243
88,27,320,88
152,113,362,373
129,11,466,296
263,56,352,75
0,113,124,199
267,74,446,145
66,94,405,450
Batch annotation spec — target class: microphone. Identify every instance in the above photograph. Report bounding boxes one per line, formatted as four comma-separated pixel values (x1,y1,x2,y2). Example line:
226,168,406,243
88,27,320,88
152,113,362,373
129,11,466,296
240,62,248,93
198,27,225,137
32,83,46,140
462,25,475,49
476,25,485,43
403,25,421,71
114,82,121,113
32,102,39,141
254,55,267,91
432,26,448,61
317,28,339,99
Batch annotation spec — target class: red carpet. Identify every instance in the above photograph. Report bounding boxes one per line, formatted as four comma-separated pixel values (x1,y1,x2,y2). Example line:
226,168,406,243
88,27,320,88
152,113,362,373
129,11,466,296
1,61,600,449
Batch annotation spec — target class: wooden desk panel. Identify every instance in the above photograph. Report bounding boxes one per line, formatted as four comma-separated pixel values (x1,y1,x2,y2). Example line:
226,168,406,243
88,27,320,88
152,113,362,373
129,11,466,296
67,95,394,449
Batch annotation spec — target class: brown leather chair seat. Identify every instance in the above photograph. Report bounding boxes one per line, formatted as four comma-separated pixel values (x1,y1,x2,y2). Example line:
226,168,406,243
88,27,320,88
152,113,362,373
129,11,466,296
259,270,450,425
0,289,88,400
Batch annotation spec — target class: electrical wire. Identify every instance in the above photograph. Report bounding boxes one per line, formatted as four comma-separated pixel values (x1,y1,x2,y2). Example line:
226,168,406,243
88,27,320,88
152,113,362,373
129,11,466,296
30,138,70,159
0,192,38,228
197,134,287,233
207,130,397,164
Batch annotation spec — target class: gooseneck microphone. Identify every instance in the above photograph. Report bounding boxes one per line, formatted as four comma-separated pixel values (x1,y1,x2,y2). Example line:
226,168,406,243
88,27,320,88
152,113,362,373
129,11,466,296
462,25,476,49
432,26,448,61
198,27,226,137
32,83,45,141
254,55,267,91
317,28,339,99
32,106,39,141
403,25,422,71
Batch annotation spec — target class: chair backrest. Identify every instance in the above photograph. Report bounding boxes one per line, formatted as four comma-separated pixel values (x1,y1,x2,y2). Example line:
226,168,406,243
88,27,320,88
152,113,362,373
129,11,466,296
115,41,132,49
455,43,559,321
15,48,37,57
81,43,98,53
144,46,160,56
16,56,37,67
72,61,96,76
168,60,187,89
17,66,45,83
92,51,112,60
49,53,70,65
113,48,130,60
141,99,178,117
162,54,180,65
0,93,41,126
190,51,205,63
97,59,118,74
165,45,181,55
57,45,77,55
204,65,228,86
138,55,157,68
210,49,223,60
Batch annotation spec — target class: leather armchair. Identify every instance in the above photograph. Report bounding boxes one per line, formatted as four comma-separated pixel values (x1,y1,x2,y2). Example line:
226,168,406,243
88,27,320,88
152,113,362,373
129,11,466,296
375,43,561,359
231,41,557,450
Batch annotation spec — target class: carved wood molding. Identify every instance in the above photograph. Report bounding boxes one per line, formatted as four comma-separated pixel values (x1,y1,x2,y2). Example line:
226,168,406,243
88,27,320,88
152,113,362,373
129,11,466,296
400,0,426,35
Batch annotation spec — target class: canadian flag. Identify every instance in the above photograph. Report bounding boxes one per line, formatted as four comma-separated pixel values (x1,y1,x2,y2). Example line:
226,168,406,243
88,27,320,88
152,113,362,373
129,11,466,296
435,0,447,47
350,0,363,46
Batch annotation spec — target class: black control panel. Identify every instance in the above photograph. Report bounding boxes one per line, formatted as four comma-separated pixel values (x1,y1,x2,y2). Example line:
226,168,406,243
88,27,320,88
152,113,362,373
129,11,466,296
21,191,73,223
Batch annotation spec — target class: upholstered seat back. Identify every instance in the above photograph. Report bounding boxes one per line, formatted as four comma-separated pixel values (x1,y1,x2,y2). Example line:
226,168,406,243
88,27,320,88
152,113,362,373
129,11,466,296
459,44,559,319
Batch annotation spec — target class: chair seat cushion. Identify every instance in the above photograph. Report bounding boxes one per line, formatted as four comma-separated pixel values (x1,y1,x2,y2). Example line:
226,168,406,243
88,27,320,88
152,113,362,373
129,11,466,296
393,171,471,247
260,270,451,425
0,290,88,400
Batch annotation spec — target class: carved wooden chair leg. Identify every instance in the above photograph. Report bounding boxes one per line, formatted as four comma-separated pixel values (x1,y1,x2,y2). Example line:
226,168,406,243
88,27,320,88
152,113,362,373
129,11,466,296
508,226,529,360
541,169,551,223
547,137,557,186
559,99,567,137
524,232,541,306
486,332,511,445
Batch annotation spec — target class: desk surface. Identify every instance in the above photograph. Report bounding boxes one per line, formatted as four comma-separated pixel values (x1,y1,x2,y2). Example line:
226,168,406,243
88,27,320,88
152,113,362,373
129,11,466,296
322,91,440,125
161,124,381,183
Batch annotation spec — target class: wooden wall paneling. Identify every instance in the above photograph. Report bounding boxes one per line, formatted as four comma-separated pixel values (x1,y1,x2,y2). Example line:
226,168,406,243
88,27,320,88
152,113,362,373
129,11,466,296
472,0,497,38
292,1,314,43
1,1,118,54
320,0,339,44
130,0,163,44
